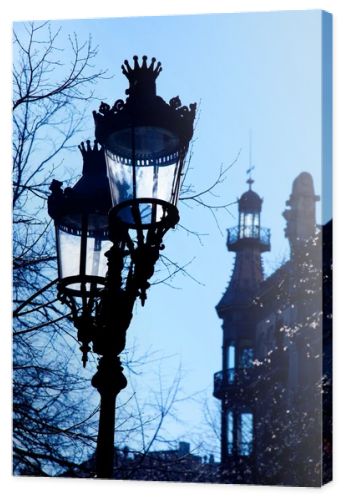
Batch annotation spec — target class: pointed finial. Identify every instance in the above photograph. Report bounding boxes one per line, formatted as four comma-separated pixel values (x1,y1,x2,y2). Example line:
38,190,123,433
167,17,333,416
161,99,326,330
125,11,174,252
246,130,255,189
247,177,254,190
121,59,132,77
149,57,156,70
246,166,255,189
133,55,140,69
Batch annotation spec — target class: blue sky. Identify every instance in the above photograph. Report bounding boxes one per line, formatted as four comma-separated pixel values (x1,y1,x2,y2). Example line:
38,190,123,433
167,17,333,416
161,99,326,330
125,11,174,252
14,10,331,457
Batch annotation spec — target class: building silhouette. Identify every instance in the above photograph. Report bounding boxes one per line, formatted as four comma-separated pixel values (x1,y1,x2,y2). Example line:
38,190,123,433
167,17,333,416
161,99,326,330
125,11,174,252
63,441,219,482
214,172,332,486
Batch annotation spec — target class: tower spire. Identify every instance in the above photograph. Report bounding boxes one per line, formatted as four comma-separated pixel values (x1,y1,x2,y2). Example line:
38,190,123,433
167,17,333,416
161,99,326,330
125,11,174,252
246,129,255,190
249,129,252,172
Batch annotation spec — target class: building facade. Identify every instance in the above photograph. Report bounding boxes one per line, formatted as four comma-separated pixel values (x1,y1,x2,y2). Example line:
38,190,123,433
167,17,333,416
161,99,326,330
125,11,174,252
214,172,332,486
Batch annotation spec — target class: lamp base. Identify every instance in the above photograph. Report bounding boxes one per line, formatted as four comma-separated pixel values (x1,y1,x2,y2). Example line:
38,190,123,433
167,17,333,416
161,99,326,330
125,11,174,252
108,198,179,231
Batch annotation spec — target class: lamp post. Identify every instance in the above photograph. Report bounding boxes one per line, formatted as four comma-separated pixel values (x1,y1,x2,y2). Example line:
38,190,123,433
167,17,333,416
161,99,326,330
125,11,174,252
48,56,196,479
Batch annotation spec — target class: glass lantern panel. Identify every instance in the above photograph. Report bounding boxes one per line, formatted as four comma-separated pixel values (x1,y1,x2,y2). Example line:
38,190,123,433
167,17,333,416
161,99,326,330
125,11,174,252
57,226,81,280
138,159,179,225
135,163,155,198
85,236,112,277
56,214,110,293
106,153,134,206
106,153,179,203
106,149,181,226
155,161,177,203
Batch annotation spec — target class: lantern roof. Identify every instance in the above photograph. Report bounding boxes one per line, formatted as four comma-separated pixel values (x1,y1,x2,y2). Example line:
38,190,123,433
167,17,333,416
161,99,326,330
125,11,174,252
93,55,196,159
238,178,263,213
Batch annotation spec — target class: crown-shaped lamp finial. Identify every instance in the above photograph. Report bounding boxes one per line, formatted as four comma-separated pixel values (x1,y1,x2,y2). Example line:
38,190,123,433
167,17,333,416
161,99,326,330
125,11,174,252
78,140,105,176
121,55,162,98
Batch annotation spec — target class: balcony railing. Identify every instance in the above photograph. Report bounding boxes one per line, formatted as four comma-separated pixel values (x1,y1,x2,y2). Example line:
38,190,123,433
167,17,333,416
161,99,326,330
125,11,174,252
227,226,270,249
213,367,254,396
213,364,282,401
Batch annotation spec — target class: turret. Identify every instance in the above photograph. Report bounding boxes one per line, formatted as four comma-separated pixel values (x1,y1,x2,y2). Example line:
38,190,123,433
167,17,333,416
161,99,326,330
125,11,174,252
214,175,270,467
217,177,270,314
283,172,320,256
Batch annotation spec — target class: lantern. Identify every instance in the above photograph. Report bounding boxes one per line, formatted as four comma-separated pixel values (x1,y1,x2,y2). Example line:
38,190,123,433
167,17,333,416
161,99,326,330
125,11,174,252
48,141,112,319
93,55,196,231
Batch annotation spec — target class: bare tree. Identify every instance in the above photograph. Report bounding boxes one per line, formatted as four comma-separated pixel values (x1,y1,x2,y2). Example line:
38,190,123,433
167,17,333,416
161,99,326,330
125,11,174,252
12,21,107,476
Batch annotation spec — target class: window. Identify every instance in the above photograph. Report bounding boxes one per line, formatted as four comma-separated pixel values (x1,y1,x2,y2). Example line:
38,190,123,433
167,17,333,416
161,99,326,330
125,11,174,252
240,413,253,456
228,345,235,369
227,410,234,455
240,212,260,239
241,348,254,368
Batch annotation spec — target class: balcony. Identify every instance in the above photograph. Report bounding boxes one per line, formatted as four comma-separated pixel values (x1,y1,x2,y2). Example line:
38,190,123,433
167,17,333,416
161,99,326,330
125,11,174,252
213,367,255,400
227,226,270,252
213,363,283,402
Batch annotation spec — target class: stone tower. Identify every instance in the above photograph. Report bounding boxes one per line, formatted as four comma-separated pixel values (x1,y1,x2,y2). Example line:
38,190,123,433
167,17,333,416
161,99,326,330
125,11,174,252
283,172,320,256
214,178,270,468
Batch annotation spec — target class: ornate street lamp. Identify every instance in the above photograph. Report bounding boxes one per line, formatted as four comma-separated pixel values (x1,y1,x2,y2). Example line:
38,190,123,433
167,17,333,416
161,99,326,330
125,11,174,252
48,141,113,366
94,55,196,305
48,55,196,479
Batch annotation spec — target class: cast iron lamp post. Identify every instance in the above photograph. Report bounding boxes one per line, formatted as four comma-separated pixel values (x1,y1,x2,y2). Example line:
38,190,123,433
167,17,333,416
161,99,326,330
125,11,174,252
48,56,196,479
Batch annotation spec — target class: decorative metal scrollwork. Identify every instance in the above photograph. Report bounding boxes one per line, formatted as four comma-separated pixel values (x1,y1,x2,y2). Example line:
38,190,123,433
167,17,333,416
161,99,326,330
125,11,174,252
99,102,111,115
169,96,182,109
111,99,125,113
